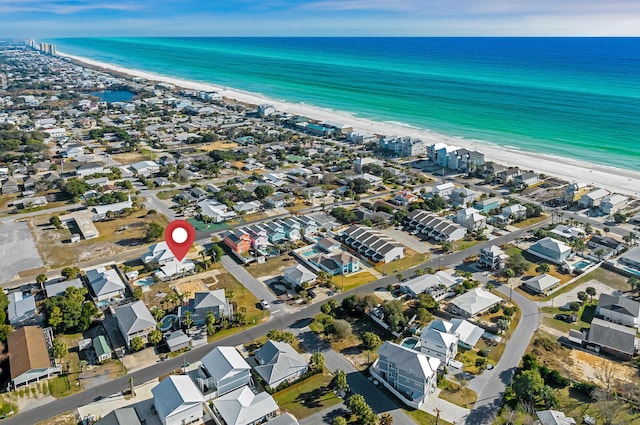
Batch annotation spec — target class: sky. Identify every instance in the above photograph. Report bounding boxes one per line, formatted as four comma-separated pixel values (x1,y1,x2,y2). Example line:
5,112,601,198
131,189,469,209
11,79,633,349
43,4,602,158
0,0,639,38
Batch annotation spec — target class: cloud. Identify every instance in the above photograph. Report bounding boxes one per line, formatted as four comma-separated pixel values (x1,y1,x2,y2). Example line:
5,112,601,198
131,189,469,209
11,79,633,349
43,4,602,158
0,0,141,15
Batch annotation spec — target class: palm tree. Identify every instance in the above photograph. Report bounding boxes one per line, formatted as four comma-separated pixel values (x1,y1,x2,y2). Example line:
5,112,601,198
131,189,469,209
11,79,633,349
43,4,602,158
535,263,550,274
585,286,596,303
395,273,404,284
502,268,515,302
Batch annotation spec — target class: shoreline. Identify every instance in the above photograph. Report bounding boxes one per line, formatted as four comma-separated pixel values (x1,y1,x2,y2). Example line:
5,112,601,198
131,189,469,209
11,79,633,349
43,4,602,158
59,51,640,199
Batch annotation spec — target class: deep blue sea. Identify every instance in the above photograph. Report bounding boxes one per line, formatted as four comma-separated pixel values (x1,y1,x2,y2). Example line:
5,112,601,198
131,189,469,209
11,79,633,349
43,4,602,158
52,37,640,172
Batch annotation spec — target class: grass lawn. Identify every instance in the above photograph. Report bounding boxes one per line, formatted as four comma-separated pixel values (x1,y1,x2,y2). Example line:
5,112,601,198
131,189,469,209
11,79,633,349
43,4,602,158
454,239,482,252
245,256,298,279
540,303,596,333
438,379,478,408
338,271,377,292
374,248,430,274
502,244,522,257
512,215,548,229
273,371,341,419
156,189,181,200
404,408,454,425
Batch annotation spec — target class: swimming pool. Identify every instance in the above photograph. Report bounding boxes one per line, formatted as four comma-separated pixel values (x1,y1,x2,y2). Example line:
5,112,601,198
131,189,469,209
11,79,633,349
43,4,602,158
133,276,155,286
624,267,640,278
158,314,178,331
401,337,419,350
573,260,591,270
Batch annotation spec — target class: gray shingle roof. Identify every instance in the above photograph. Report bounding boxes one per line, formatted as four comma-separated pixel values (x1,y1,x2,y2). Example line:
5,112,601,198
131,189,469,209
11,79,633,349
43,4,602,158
115,301,156,335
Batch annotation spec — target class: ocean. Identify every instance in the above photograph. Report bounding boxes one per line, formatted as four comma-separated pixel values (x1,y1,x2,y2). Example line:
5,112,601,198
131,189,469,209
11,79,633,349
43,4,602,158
51,37,640,172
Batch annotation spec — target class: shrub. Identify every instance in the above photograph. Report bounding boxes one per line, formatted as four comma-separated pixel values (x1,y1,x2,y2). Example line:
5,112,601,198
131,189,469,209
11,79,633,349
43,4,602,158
573,381,597,399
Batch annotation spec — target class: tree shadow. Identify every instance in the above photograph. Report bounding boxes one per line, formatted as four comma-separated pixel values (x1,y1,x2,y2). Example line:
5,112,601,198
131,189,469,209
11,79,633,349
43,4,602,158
294,386,332,409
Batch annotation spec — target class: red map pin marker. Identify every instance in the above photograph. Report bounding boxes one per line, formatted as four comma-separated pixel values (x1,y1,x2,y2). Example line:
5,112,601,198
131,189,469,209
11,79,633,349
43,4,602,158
165,220,196,261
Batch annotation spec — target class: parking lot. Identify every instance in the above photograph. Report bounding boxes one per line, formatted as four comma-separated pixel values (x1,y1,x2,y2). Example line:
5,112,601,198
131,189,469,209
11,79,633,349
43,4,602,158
378,227,432,254
0,220,45,281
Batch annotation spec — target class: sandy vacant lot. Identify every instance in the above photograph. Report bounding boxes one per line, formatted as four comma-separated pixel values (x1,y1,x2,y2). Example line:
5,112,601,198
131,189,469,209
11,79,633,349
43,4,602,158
0,221,45,281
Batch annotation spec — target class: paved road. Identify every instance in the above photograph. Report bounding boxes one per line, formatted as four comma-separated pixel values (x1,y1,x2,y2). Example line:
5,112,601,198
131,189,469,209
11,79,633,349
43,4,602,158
464,284,540,425
0,203,82,224
297,330,415,425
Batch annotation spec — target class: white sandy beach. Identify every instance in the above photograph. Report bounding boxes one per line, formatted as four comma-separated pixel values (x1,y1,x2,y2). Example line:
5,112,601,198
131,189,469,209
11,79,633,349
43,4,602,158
60,52,640,199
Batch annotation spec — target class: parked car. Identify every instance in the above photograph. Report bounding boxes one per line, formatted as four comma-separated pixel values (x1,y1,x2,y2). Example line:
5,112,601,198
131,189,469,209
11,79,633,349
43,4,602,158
554,314,577,323
260,299,270,310
307,289,317,299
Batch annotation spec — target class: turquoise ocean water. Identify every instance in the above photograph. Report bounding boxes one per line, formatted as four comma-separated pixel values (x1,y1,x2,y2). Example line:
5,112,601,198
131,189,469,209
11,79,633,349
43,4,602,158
52,37,640,172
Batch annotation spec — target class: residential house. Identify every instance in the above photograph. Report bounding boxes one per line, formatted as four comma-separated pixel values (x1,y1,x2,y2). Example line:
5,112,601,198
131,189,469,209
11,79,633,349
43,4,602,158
587,235,623,257
449,318,484,349
379,136,428,157
478,245,508,270
198,346,252,396
94,407,142,425
393,190,419,207
179,290,230,326
92,195,134,220
497,204,527,224
432,182,455,198
264,413,300,425
536,410,577,425
8,326,59,388
341,225,405,263
450,188,477,207
233,200,262,215
8,292,37,325
401,270,463,300
2,178,19,195
44,277,84,298
311,252,361,276
404,210,467,242
563,182,589,205
283,264,317,288
165,330,191,352
448,288,502,318
152,375,204,425
596,294,640,328
85,266,126,301
278,218,302,241
549,224,585,242
142,241,178,266
474,197,500,213
245,225,270,248
115,301,157,349
523,274,561,295
514,172,539,187
448,149,484,173
527,237,572,265
264,193,289,209
600,194,628,215
130,160,160,176
197,199,236,223
586,318,638,360
212,386,279,425
496,168,520,184
371,341,440,409
455,207,486,230
419,325,458,366
620,246,640,271
254,340,308,388
61,145,84,158
435,144,459,167
578,189,609,209
354,157,383,173
224,230,252,254
75,162,104,177
93,335,112,362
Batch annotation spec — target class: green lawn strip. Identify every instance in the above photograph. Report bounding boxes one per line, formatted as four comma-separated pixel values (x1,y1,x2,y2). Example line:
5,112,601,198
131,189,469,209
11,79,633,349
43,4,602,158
337,271,377,292
245,256,298,279
540,303,596,333
156,189,181,200
374,251,430,274
273,371,341,419
404,408,454,425
438,379,478,408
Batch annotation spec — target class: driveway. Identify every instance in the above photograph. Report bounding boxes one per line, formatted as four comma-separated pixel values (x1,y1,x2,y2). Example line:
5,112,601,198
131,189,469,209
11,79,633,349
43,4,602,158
140,189,176,221
378,228,431,254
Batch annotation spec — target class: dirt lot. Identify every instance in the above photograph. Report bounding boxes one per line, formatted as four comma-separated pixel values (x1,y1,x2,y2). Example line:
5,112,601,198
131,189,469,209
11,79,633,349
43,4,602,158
199,141,239,151
173,279,209,296
110,151,151,164
29,208,169,269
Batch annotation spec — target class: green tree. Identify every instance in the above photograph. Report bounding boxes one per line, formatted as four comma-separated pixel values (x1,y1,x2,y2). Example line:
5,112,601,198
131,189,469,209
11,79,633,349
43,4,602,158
130,336,145,352
332,369,349,396
145,222,164,243
310,351,325,373
52,339,68,363
36,273,48,291
382,300,406,332
208,243,224,263
183,310,194,335
512,369,545,403
61,178,90,199
505,254,531,276
206,310,216,336
151,307,165,322
49,215,63,229
147,329,162,345
379,413,394,425
629,277,640,293
254,185,274,199
577,291,587,303
362,332,382,350
61,267,80,280
332,418,348,425
347,394,369,417
327,319,352,340
502,267,515,301
395,273,404,283
48,305,64,332
535,263,550,274
133,287,143,300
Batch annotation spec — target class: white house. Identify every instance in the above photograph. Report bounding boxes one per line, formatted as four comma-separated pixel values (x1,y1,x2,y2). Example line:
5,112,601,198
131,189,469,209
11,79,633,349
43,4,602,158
8,292,37,325
596,294,640,328
523,274,560,295
600,194,628,215
478,245,508,270
419,325,458,366
527,237,572,265
198,199,237,223
212,386,279,425
85,266,126,301
283,264,317,288
152,375,204,425
130,160,160,176
578,189,609,209
371,341,440,409
254,340,308,388
341,225,405,263
198,346,252,396
401,270,463,300
455,207,486,230
448,288,502,318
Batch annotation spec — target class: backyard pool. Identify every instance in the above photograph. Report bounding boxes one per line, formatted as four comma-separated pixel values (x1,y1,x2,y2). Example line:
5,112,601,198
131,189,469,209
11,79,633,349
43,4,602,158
401,337,419,350
624,267,640,278
573,260,591,270
133,276,155,286
159,314,179,332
